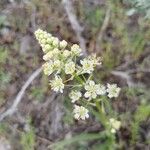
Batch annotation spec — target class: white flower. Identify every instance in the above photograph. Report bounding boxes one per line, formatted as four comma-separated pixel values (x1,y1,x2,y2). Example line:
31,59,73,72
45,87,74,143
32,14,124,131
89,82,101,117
43,44,52,53
52,37,59,47
40,39,47,45
60,40,67,49
80,58,94,74
63,50,71,58
73,105,89,120
52,48,61,58
43,49,60,61
84,80,101,99
89,54,102,66
106,84,121,98
35,29,42,35
46,37,53,44
50,76,64,93
35,29,53,52
43,51,53,61
65,61,75,75
71,44,82,56
53,60,61,70
43,61,54,76
109,118,121,133
69,90,82,103
95,84,106,95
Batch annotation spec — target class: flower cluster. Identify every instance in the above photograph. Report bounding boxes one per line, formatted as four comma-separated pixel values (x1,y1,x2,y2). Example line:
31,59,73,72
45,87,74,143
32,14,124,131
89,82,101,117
35,29,121,123
73,105,89,120
84,80,106,100
109,118,121,133
107,84,121,98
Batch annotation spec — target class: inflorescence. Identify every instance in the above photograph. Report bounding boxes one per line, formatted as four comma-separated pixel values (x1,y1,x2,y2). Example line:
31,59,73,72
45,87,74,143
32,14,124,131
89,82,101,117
35,29,121,133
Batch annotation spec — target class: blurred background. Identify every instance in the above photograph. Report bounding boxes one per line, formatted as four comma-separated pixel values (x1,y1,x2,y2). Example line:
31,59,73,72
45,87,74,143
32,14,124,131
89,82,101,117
0,0,150,149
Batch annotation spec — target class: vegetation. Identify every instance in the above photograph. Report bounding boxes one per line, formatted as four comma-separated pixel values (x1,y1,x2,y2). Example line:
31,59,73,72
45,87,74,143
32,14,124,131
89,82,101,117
0,0,149,149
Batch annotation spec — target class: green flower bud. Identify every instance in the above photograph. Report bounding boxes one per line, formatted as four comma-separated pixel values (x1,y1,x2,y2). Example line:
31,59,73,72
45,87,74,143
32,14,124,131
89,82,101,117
52,38,59,47
63,50,71,58
71,44,82,56
60,40,67,49
41,39,47,45
43,44,51,53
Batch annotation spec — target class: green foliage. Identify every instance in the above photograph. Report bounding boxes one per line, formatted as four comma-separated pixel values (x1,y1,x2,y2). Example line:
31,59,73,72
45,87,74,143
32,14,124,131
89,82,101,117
0,123,8,134
0,47,8,64
50,132,106,150
0,71,11,89
20,127,36,150
129,32,145,58
63,96,74,125
84,7,104,29
20,118,36,150
126,0,150,18
30,87,44,101
0,15,7,28
102,43,120,69
131,104,150,143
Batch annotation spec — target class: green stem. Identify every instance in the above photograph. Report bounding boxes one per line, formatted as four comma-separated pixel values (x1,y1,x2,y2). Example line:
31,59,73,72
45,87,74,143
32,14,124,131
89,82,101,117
103,96,113,115
73,73,85,84
95,100,108,128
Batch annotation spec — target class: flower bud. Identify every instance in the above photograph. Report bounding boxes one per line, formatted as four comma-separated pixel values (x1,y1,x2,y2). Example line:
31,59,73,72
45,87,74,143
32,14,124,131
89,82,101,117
52,37,59,47
41,39,47,45
63,50,71,58
60,40,67,49
43,51,53,61
71,44,82,56
43,44,51,53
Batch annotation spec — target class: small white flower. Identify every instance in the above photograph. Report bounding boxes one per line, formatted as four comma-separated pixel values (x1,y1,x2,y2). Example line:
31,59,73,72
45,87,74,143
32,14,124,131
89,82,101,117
111,128,116,133
35,29,42,35
109,118,121,133
52,37,59,47
40,39,47,45
80,58,94,74
46,37,53,44
69,90,82,103
73,105,89,120
95,84,106,95
53,48,61,56
43,44,52,53
84,80,101,99
35,29,54,52
53,60,61,70
42,61,54,76
89,54,102,66
106,84,121,98
71,44,82,56
50,76,64,93
43,51,53,61
65,61,75,75
63,50,71,58
60,40,67,49
43,49,60,61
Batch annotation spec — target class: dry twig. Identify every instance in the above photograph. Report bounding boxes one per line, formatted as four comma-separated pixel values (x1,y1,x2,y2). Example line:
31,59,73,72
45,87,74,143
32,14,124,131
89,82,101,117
111,70,136,87
111,70,146,87
96,7,111,52
62,0,87,56
0,67,42,122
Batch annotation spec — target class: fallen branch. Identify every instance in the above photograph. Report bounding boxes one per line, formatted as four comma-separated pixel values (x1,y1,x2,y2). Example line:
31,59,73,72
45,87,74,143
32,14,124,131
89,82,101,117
111,70,144,87
62,0,87,56
111,70,135,87
0,67,42,122
96,7,111,52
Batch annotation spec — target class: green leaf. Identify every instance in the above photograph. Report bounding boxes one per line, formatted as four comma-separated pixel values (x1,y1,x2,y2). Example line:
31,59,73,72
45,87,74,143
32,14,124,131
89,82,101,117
49,132,106,150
